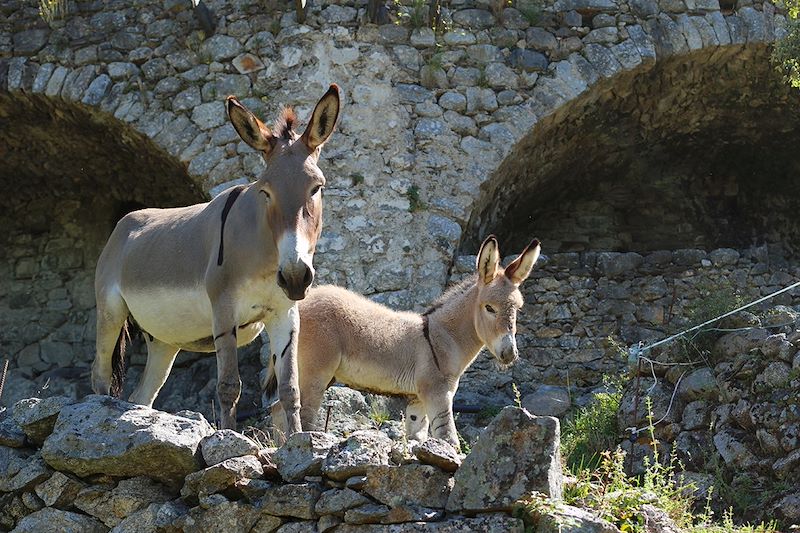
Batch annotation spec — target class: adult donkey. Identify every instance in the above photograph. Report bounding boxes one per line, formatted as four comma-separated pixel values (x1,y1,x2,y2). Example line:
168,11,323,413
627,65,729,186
91,85,341,432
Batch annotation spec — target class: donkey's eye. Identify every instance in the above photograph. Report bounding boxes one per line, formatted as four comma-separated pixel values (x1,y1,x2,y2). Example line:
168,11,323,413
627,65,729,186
260,190,271,201
310,185,323,197
485,304,496,314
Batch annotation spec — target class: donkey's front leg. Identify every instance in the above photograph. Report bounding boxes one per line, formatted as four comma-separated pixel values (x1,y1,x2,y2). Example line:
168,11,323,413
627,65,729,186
420,388,460,451
266,304,302,435
212,304,241,430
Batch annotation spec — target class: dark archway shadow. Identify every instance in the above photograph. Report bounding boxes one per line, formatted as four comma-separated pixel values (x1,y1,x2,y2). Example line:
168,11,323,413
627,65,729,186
462,44,800,256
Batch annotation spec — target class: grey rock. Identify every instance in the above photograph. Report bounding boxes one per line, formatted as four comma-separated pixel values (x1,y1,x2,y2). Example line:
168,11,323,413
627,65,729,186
82,74,112,105
415,118,449,138
107,62,139,80
713,428,757,469
413,438,461,472
322,4,358,22
453,9,496,29
522,385,571,417
201,429,260,466
583,27,620,44
11,508,105,533
174,86,202,112
379,25,410,45
318,514,342,532
13,29,50,55
215,74,251,98
200,35,243,62
34,471,84,509
484,62,518,89
411,28,436,47
447,407,563,512
755,361,792,389
182,455,264,499
444,30,477,46
0,418,26,447
41,395,213,485
640,504,681,533
343,503,390,524
259,483,322,519
274,431,339,482
315,488,371,515
111,500,189,533
439,92,467,112
536,503,621,532
0,448,51,492
31,63,55,93
75,477,173,527
322,430,393,481
451,66,481,86
466,44,501,63
182,499,261,532
510,48,548,72
677,368,717,401
12,396,73,445
420,65,448,89
191,101,226,130
364,463,454,508
465,87,498,114
141,58,171,80
682,400,709,430
396,83,433,104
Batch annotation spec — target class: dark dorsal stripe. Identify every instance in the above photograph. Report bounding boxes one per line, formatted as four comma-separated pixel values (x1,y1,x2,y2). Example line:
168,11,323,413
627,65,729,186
280,330,294,359
217,185,245,266
421,315,442,372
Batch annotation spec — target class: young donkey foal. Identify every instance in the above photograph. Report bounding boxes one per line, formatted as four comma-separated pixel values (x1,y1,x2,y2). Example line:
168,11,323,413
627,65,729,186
91,85,341,432
269,236,541,449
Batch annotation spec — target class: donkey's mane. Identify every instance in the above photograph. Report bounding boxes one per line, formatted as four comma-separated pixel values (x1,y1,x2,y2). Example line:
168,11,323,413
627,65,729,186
422,274,477,316
274,107,297,140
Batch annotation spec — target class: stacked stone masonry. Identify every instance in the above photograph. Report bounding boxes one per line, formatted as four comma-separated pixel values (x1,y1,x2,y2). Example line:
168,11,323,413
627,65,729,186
2,0,800,414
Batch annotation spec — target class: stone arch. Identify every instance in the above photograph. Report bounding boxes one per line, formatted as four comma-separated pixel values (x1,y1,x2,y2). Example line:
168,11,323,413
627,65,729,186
0,76,206,403
462,13,797,255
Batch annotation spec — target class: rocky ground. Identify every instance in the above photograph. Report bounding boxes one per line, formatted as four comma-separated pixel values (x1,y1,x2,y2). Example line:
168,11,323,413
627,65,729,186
0,394,684,533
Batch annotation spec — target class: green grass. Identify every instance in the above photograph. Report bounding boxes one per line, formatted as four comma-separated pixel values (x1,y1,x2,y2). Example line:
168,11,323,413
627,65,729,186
406,185,425,212
368,403,391,427
561,387,622,470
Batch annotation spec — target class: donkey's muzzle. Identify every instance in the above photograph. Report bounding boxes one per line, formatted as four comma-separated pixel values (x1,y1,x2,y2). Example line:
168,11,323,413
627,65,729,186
277,266,314,300
498,335,519,365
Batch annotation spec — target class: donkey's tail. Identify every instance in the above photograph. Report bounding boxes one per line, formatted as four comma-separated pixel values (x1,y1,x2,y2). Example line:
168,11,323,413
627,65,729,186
262,354,279,409
109,319,130,398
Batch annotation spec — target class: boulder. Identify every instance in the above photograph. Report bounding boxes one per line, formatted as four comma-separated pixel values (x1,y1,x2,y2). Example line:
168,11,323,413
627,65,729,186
41,395,213,484
522,385,572,417
364,464,454,509
74,477,174,527
446,407,563,512
535,502,621,532
12,396,74,445
640,504,681,533
322,430,393,481
200,429,260,466
315,488,371,516
0,448,51,493
11,507,106,533
259,483,322,519
0,418,26,448
111,500,189,533
413,439,461,472
33,471,84,509
274,431,339,482
180,499,261,533
181,455,264,499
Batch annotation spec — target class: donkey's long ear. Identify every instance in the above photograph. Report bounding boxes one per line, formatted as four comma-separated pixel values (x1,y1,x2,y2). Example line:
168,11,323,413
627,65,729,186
505,239,541,286
226,96,275,155
476,235,500,285
301,84,340,153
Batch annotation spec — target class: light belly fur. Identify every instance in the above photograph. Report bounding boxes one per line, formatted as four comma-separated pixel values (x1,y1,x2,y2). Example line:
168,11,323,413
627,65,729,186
122,280,281,348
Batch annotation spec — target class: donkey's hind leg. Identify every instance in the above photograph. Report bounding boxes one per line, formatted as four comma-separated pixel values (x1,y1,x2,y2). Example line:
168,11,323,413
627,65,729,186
92,292,129,396
128,337,179,407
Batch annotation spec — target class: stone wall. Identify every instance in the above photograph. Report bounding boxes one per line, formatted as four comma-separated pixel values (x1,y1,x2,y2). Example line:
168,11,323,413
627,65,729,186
2,0,800,412
0,396,583,533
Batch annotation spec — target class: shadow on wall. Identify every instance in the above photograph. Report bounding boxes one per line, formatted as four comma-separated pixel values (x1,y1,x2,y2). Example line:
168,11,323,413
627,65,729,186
463,44,800,256
0,92,206,407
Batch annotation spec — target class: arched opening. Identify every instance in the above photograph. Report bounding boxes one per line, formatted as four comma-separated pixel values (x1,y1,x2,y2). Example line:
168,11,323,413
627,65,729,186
464,44,800,255
454,43,800,406
0,92,206,405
